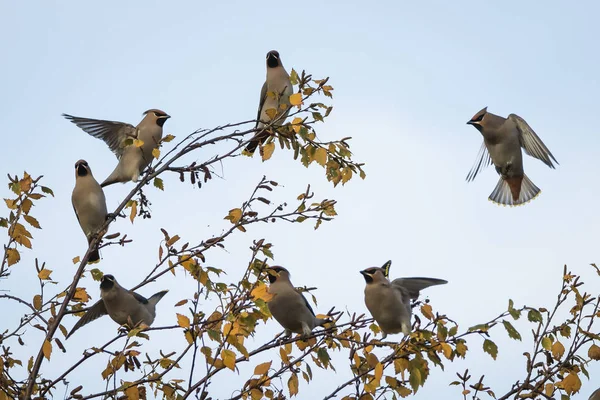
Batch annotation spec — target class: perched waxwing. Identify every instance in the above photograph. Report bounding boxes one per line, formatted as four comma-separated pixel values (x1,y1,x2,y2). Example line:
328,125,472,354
63,109,171,187
466,107,558,206
245,50,293,155
66,274,168,338
266,266,328,337
360,261,447,339
71,159,108,263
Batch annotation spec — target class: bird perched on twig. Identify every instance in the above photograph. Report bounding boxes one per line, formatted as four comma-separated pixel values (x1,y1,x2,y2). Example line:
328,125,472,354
66,274,168,339
360,260,447,339
266,266,328,338
63,109,171,187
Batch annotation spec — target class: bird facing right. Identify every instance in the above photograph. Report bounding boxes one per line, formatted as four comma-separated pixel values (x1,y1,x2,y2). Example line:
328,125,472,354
466,107,558,206
360,260,447,340
63,109,171,187
66,274,168,339
244,50,293,155
266,266,328,337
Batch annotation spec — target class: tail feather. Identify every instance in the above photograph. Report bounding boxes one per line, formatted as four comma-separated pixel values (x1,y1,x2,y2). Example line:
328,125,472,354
148,290,168,307
489,174,540,206
87,238,100,263
244,131,269,155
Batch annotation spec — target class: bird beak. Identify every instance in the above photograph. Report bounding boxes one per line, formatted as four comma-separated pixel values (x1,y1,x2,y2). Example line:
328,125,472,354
359,270,369,277
160,115,171,120
466,121,474,125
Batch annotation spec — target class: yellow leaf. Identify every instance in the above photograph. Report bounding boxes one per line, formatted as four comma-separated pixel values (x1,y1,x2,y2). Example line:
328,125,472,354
33,294,42,311
292,117,303,133
162,134,175,143
176,313,191,329
557,372,581,395
225,208,243,224
544,383,554,397
265,108,277,121
73,287,90,303
254,361,272,376
38,269,52,280
6,248,20,266
314,148,327,167
374,362,383,381
251,282,274,302
72,256,80,264
133,139,144,147
152,148,160,159
289,93,303,107
129,201,137,223
551,340,565,360
288,373,299,396
421,304,434,320
261,142,275,161
221,349,236,371
440,343,453,359
588,343,600,360
279,347,290,364
166,235,180,247
125,386,140,400
42,339,52,360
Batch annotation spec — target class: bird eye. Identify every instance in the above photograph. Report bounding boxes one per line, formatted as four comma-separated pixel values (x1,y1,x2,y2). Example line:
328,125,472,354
154,112,159,117
473,114,484,122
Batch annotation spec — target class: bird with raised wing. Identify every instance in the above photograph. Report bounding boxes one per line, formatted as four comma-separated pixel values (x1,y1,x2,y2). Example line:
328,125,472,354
266,266,328,337
66,274,168,338
360,260,447,339
466,107,558,206
245,50,293,155
63,109,171,187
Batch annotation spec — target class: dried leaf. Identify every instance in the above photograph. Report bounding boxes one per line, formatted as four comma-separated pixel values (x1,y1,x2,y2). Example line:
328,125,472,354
176,314,191,329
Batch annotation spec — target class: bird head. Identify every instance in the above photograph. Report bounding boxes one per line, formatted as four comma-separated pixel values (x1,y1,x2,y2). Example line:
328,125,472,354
266,50,281,69
360,267,388,284
100,274,116,290
266,265,289,284
143,109,171,127
466,107,488,132
74,159,91,178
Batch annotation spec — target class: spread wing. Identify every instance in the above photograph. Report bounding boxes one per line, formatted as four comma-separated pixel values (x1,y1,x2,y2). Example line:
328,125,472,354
63,114,138,158
508,114,558,168
255,81,268,126
466,141,492,182
392,277,448,301
66,300,108,339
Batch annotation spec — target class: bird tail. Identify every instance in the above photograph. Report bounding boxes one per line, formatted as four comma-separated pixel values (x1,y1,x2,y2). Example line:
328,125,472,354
243,130,270,155
87,238,100,263
489,174,540,207
148,290,168,307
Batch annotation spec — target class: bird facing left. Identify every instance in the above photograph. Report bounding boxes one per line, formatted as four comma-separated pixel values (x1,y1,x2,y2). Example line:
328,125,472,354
66,274,168,339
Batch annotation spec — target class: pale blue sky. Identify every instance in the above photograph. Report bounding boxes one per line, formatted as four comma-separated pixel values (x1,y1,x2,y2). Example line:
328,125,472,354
1,1,599,398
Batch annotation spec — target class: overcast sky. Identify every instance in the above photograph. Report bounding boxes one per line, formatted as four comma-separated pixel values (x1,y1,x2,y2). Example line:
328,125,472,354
1,1,599,399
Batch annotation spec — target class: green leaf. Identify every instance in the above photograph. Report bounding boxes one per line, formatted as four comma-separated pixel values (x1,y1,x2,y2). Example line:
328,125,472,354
508,299,521,320
153,178,164,191
527,309,543,323
483,339,498,360
41,186,54,196
502,320,522,341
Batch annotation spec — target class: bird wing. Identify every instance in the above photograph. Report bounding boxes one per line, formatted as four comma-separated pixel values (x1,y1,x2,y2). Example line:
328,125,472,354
466,141,492,182
66,300,108,339
299,291,316,317
131,291,149,304
255,81,268,125
391,277,448,301
63,114,138,158
508,114,558,168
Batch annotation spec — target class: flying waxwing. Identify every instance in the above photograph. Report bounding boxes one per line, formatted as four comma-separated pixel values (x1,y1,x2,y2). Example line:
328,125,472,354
66,274,168,338
245,50,293,155
466,107,558,206
360,261,447,339
72,160,108,263
266,266,328,337
63,109,171,187
590,388,600,400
